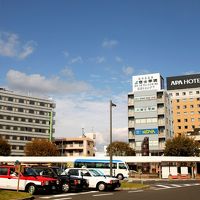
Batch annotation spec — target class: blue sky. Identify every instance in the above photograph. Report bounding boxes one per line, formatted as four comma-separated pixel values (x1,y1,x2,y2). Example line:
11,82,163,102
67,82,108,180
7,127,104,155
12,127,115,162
1,0,200,150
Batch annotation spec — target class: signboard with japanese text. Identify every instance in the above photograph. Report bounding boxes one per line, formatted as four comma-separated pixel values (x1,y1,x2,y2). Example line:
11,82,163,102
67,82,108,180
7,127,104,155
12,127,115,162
132,73,164,92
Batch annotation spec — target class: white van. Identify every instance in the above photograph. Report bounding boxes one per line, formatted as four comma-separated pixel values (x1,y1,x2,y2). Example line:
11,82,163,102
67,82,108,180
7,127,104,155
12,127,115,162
65,168,120,191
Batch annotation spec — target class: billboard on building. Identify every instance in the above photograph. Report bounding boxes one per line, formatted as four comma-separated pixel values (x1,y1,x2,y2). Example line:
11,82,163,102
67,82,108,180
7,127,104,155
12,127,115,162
167,74,200,90
132,73,164,92
135,128,158,135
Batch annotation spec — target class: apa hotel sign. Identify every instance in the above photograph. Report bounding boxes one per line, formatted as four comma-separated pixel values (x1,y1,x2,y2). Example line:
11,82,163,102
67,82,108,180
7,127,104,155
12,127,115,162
167,74,200,90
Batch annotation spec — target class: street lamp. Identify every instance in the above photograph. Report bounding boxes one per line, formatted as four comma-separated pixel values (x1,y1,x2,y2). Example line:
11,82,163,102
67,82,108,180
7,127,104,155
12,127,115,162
110,100,116,177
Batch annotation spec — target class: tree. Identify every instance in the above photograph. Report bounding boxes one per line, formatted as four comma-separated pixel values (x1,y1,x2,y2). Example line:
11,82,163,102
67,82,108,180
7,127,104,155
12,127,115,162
0,137,11,156
25,139,59,156
164,135,200,156
107,141,135,156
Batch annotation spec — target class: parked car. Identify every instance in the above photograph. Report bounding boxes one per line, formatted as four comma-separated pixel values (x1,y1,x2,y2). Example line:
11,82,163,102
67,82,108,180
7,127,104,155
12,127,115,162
0,165,60,194
31,166,88,193
65,168,121,191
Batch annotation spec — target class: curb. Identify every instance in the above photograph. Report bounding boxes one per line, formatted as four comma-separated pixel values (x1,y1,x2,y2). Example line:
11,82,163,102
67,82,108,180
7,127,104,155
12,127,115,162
118,185,150,190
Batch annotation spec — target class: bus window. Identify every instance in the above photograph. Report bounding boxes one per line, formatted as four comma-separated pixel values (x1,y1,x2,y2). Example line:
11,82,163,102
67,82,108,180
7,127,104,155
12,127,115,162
119,163,127,169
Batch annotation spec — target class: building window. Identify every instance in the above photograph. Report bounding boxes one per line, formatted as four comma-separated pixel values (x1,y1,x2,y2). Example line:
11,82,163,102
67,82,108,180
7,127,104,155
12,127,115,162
189,91,193,95
176,99,180,102
184,119,188,122
184,126,188,129
190,105,194,108
176,93,179,96
12,145,16,150
178,126,181,129
177,119,181,122
182,92,186,95
196,91,199,94
191,118,195,122
183,105,187,109
177,106,180,109
19,146,24,150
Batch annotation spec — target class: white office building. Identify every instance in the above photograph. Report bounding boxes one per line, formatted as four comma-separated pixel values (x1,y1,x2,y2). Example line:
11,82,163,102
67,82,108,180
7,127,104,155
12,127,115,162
128,73,173,156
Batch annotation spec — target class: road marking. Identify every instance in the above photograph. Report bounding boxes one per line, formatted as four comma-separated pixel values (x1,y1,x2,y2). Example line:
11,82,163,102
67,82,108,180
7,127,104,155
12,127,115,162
93,193,113,197
170,184,182,187
183,184,191,187
155,185,173,188
153,183,200,191
40,191,98,199
128,190,144,193
52,198,72,200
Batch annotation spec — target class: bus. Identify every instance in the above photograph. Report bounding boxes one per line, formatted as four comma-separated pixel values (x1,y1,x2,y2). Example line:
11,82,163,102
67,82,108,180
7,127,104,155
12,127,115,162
73,158,129,180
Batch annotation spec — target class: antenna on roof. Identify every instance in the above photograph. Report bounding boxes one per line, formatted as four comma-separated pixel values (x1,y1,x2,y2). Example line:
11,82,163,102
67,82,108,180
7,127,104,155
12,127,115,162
82,128,86,138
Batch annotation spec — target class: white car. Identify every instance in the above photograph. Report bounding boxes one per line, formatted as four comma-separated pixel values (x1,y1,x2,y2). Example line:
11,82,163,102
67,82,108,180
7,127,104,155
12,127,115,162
65,168,120,191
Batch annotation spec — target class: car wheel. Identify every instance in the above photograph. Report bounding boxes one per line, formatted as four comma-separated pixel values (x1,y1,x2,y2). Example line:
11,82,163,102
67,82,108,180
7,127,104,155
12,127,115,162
27,184,37,195
62,183,70,193
97,182,106,191
117,174,124,180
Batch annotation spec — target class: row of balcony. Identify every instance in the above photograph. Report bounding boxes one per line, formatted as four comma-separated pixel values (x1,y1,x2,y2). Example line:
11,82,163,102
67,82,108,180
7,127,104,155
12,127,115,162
128,107,165,117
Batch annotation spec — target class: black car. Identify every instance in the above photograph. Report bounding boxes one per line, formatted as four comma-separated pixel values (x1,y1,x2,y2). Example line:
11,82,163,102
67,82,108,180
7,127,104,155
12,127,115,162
31,166,88,193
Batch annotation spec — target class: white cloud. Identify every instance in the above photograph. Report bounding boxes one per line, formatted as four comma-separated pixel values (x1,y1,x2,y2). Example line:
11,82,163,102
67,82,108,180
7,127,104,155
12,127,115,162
102,39,119,48
96,56,106,64
61,67,74,78
6,69,91,95
184,71,200,75
54,93,128,151
0,32,36,59
122,66,134,76
63,51,69,57
70,56,83,64
137,69,151,75
115,56,123,63
19,41,37,59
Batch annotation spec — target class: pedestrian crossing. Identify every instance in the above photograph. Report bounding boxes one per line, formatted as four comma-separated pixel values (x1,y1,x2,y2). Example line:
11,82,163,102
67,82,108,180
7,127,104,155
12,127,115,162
153,183,200,190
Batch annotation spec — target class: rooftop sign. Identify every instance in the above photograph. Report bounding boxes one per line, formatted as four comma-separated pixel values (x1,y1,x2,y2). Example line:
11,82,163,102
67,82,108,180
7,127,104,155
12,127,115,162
132,73,163,92
167,74,200,90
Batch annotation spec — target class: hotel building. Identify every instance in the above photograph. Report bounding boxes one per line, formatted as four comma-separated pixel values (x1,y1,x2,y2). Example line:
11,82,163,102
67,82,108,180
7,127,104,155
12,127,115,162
167,74,200,137
128,73,173,156
0,88,55,156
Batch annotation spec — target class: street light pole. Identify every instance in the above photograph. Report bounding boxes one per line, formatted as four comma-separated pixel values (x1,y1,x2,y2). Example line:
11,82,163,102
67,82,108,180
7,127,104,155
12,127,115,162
110,100,116,177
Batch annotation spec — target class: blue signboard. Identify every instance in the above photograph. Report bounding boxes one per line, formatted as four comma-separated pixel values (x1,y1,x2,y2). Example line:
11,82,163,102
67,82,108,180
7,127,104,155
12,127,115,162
135,128,158,135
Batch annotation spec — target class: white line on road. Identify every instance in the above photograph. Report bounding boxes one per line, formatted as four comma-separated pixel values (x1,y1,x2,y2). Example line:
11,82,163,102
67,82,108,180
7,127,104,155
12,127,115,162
93,193,113,197
128,190,144,193
170,184,182,187
51,198,72,200
155,185,173,188
183,184,191,187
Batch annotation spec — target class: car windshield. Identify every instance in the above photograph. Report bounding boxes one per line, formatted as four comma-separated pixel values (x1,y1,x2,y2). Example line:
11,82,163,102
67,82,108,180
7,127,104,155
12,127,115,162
22,167,38,176
53,167,67,176
88,169,102,177
32,167,57,177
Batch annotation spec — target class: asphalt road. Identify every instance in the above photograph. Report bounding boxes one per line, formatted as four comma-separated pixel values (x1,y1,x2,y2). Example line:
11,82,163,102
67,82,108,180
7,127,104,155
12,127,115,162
35,181,200,200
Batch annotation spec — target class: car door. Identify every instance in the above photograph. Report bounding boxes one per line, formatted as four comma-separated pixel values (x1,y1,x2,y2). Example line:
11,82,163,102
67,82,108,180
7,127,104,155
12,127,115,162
80,169,96,188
